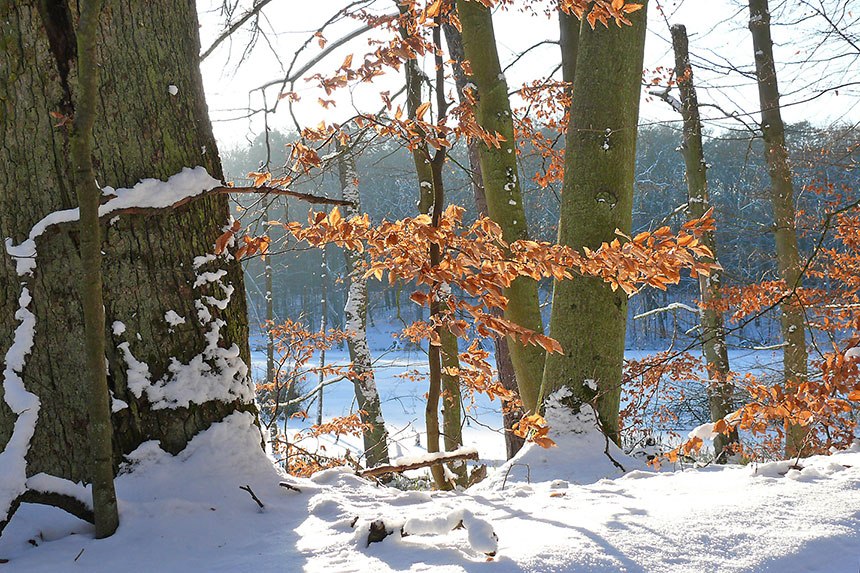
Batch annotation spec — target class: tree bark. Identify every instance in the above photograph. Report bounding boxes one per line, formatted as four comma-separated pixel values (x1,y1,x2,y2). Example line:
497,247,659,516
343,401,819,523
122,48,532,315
1,1,253,531
338,144,391,469
396,6,466,489
540,3,649,445
671,24,739,461
455,0,546,415
748,0,808,457
443,20,524,459
68,0,119,538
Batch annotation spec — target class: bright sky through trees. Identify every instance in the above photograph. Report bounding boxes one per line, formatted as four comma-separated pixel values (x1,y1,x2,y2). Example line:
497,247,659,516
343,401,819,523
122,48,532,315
198,0,860,149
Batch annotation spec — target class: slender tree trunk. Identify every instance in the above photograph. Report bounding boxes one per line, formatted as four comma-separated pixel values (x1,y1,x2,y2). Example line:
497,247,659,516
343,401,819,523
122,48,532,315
748,0,808,457
558,8,580,88
317,245,327,426
338,144,390,469
671,24,739,461
69,0,119,538
456,0,546,414
540,3,648,445
264,203,275,394
396,6,466,489
442,21,524,459
1,1,253,534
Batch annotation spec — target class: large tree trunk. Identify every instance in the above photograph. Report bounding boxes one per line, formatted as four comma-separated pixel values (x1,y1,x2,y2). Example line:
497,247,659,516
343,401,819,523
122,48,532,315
338,145,390,469
540,3,648,444
442,21,524,459
455,0,546,415
748,0,808,457
0,1,253,532
670,24,739,461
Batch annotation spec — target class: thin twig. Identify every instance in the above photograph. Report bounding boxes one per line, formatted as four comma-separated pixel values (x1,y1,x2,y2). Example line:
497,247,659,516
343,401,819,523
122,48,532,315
239,485,265,510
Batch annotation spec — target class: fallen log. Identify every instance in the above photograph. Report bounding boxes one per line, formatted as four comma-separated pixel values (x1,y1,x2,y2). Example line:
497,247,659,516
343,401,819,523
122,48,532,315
360,447,478,478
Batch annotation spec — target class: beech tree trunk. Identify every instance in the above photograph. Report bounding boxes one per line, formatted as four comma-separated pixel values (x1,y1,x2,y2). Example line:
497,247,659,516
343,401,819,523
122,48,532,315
0,1,253,533
68,0,119,537
748,0,808,457
396,7,466,489
442,21,524,459
671,24,739,461
338,145,390,469
540,3,649,444
456,0,546,415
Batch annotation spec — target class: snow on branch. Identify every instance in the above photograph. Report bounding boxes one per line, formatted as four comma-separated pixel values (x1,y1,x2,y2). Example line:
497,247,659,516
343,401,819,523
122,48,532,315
649,86,683,113
360,447,478,478
634,302,699,320
5,167,349,275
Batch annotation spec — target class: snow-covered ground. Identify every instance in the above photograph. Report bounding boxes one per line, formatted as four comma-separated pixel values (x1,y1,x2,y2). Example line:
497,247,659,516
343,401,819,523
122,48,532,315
1,326,858,572
2,407,859,572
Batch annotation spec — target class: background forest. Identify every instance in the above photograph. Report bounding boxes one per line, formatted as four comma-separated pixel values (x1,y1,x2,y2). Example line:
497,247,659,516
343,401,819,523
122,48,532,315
227,122,859,349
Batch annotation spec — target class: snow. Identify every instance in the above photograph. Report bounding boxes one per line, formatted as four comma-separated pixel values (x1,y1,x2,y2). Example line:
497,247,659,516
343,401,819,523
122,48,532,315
164,310,186,327
388,446,478,468
168,84,179,96
688,421,719,441
111,321,126,336
0,288,40,520
478,389,641,490
4,167,221,276
2,315,859,571
24,475,91,510
1,404,858,571
114,238,252,410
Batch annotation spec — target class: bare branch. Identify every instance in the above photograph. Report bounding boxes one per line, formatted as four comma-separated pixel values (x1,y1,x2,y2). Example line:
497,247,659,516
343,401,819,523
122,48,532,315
201,0,277,62
360,448,479,478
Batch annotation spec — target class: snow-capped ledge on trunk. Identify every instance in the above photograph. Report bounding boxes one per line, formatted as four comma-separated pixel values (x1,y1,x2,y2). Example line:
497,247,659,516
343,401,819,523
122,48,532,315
5,167,221,277
477,388,645,489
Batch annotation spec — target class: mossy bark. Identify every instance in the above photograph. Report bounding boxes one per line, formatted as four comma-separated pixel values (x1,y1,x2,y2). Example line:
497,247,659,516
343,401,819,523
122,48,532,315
443,20,524,459
68,0,119,537
748,0,808,457
671,24,739,461
455,0,545,414
0,1,253,529
540,3,648,444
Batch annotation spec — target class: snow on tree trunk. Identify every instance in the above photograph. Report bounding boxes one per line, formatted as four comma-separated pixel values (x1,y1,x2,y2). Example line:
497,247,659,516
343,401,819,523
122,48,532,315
671,24,739,461
455,0,546,415
540,2,649,444
0,1,254,532
748,0,809,457
338,145,390,469
443,20,524,460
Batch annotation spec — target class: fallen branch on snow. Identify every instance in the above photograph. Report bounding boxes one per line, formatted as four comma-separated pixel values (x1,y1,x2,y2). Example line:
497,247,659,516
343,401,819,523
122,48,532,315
359,448,478,478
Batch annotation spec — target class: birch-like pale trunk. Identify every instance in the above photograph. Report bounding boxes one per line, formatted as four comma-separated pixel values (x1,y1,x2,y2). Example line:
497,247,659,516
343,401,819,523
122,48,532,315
338,146,391,469
671,24,739,461
540,3,649,444
317,245,327,427
748,0,808,457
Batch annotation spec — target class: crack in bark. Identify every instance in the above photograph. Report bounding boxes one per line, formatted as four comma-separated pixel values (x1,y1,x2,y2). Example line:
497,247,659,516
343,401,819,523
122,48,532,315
36,1,77,116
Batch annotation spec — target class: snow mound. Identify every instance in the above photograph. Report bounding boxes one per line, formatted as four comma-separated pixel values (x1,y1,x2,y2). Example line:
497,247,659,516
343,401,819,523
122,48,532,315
477,388,644,490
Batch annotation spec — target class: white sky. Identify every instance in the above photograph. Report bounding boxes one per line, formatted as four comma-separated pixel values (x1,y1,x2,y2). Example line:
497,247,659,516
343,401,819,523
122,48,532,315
197,0,860,151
